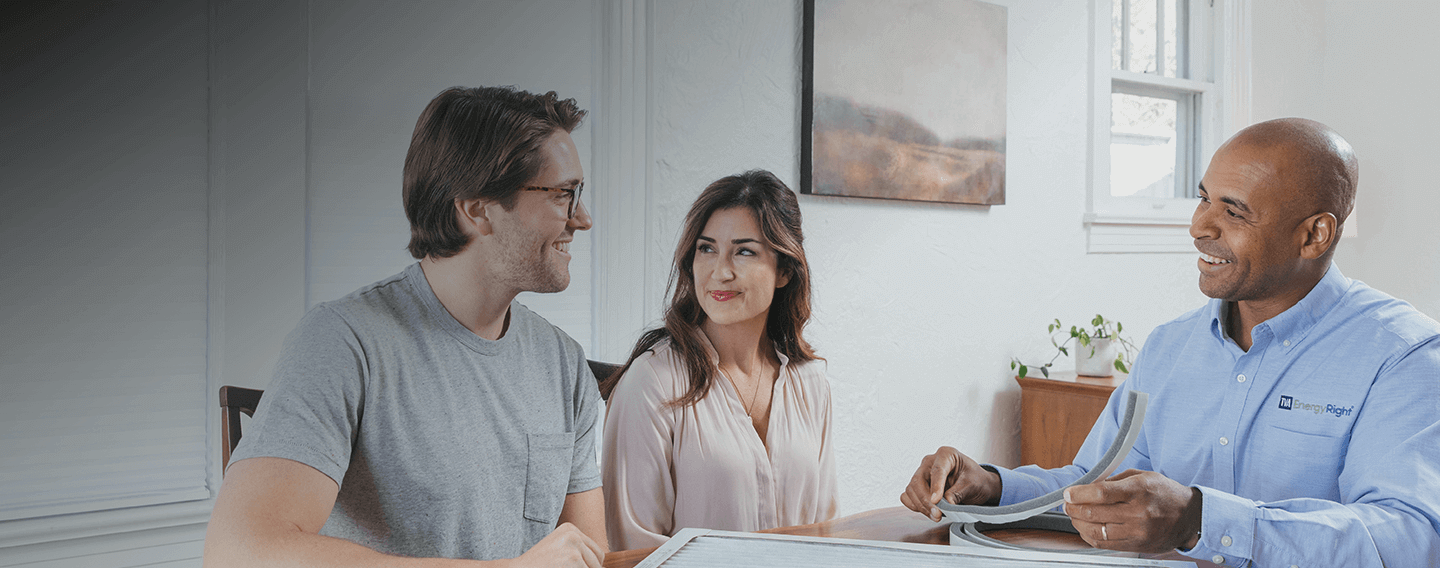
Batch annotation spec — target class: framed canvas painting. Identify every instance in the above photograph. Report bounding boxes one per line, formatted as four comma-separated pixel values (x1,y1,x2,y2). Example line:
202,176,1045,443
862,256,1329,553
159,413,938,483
802,0,1007,205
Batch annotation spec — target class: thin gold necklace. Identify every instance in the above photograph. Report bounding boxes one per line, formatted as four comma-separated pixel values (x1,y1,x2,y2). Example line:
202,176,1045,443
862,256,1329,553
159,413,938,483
725,366,765,417
740,372,763,417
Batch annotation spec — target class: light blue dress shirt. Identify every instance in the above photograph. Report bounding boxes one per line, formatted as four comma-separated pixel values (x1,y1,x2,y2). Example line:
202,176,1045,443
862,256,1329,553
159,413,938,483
992,265,1440,567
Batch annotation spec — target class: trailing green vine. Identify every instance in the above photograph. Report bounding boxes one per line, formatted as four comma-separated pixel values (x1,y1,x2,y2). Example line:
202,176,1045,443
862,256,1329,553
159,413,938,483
1011,314,1138,379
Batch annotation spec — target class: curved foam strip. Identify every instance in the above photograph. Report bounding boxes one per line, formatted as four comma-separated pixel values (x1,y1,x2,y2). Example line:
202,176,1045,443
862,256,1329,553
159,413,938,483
949,512,1135,557
950,512,1079,550
936,390,1149,524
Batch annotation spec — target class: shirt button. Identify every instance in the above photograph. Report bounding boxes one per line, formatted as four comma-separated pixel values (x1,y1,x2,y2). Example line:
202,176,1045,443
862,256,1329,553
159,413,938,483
1237,374,1247,383
1212,555,1226,565
1221,535,1233,547
1284,340,1292,347
1219,437,1229,446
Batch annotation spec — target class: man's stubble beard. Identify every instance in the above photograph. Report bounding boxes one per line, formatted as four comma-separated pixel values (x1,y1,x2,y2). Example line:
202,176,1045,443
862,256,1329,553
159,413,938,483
495,231,569,295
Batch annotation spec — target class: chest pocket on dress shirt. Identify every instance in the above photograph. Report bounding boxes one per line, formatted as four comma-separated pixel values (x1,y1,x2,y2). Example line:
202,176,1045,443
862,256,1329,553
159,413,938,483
523,432,574,524
1257,392,1357,498
1257,426,1346,498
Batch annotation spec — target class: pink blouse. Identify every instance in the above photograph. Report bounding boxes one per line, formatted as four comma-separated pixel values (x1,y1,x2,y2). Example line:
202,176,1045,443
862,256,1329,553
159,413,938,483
601,338,838,551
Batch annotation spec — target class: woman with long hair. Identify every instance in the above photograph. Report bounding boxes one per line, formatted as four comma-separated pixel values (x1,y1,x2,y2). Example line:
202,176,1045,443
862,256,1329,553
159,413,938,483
600,170,837,551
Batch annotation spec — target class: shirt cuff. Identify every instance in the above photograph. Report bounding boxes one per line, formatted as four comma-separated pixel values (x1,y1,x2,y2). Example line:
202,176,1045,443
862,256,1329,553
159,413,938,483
985,464,1056,506
1181,485,1258,567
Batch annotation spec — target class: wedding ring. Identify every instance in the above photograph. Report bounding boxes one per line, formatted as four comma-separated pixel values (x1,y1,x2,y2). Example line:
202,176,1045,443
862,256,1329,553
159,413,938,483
1101,524,1108,541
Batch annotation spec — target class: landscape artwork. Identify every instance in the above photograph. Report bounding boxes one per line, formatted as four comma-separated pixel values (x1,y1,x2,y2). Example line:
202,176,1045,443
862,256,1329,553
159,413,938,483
803,0,1007,205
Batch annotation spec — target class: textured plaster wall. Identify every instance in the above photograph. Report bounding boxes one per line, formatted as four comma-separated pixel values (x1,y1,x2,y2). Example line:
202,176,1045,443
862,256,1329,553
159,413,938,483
1251,0,1440,319
649,0,1206,515
1251,0,1327,122
1317,2,1440,319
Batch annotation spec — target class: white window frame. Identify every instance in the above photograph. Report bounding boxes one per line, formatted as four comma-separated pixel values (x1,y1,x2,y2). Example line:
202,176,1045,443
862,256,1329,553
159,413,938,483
1087,0,1251,253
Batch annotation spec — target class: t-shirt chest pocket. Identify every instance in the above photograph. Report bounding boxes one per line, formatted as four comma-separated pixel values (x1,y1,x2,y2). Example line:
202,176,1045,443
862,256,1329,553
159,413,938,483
523,432,574,524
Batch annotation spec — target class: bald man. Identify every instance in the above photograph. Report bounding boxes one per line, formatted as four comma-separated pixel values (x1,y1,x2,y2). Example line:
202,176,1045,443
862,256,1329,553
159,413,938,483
902,118,1440,567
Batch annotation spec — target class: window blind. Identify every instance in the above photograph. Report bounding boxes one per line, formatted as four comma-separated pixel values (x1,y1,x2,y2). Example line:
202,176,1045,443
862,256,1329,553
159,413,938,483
0,0,211,521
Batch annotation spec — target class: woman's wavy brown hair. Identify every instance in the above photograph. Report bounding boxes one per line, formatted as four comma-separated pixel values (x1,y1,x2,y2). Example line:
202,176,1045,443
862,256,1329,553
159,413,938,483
598,169,819,406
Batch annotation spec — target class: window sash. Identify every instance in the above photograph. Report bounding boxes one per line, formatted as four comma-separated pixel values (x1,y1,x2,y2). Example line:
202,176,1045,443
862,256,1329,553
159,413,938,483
1116,0,1192,78
1106,0,1209,207
1089,0,1237,253
1096,72,1211,217
1111,80,1202,200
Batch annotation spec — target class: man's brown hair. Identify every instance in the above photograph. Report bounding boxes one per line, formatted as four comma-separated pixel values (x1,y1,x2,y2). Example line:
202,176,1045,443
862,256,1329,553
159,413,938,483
403,86,585,259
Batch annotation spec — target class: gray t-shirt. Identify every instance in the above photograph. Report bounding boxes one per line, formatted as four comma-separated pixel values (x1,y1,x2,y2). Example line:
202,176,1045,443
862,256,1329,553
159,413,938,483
230,262,602,560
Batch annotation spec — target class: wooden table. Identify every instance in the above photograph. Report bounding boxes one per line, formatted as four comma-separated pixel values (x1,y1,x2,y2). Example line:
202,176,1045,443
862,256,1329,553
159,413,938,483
601,506,1216,568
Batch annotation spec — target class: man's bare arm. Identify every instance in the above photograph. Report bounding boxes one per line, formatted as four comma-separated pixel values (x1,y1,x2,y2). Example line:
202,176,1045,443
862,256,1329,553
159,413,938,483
558,488,608,554
202,457,478,567
203,458,602,568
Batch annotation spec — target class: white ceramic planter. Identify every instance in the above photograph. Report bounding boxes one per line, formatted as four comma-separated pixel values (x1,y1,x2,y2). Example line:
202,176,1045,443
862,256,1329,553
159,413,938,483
1074,337,1118,377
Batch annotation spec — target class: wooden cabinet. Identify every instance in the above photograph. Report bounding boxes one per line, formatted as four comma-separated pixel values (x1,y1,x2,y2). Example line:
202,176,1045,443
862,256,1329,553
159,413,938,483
1016,372,1124,469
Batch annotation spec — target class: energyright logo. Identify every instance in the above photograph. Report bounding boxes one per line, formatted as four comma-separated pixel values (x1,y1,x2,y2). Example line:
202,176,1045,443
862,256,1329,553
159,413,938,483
1277,395,1352,418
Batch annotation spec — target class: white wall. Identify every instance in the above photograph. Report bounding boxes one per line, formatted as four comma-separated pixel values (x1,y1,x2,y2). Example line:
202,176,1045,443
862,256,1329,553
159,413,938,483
1251,0,1440,318
1318,1,1440,317
1251,0,1327,121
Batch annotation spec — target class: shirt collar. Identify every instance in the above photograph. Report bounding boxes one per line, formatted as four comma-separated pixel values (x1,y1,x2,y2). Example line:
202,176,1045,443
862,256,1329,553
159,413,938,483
1205,262,1350,347
1266,262,1349,344
1206,297,1227,343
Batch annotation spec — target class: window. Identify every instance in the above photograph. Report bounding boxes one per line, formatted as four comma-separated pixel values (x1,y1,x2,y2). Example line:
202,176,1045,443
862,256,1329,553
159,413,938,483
1088,0,1247,253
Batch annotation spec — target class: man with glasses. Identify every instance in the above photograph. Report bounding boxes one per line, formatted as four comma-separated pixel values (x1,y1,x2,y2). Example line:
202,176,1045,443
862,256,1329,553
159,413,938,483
205,86,605,568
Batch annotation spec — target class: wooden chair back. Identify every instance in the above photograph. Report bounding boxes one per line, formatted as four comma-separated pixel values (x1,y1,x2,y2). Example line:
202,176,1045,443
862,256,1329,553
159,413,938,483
588,359,622,400
219,385,263,473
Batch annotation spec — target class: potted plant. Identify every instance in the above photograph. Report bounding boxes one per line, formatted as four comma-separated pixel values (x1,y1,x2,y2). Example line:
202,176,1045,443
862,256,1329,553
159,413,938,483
1011,315,1138,379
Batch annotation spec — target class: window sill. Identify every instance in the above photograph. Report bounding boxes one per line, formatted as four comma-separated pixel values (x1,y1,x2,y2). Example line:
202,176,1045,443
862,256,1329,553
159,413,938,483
1085,212,1195,254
